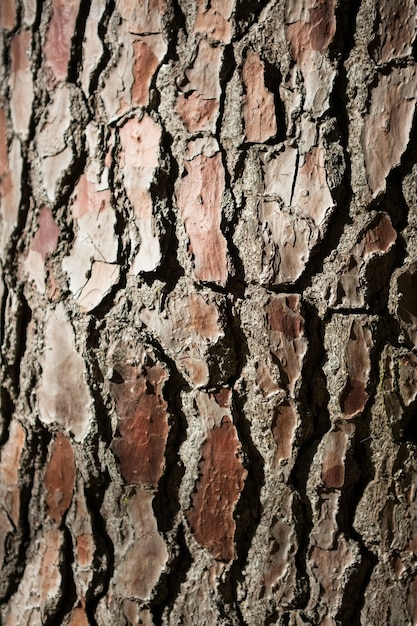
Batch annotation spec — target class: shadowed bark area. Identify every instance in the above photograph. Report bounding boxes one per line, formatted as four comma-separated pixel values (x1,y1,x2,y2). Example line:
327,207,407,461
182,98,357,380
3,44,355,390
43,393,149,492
1,0,417,624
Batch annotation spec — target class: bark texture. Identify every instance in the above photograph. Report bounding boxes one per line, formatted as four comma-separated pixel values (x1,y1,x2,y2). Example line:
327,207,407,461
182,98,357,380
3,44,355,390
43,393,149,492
0,1,417,624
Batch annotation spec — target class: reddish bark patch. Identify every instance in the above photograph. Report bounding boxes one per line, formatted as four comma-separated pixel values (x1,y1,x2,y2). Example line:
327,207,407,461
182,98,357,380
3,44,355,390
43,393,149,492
67,607,89,626
363,213,397,257
193,0,234,43
321,428,348,488
272,400,298,463
44,0,80,82
267,294,303,339
188,293,221,340
71,174,111,219
76,534,93,568
132,40,159,107
266,294,306,396
0,0,16,30
11,29,31,73
340,319,371,418
44,433,75,524
214,388,232,409
30,206,59,259
187,417,247,561
362,67,417,197
287,0,336,64
176,152,228,285
340,378,369,419
176,93,219,133
111,363,169,486
0,420,25,527
242,49,277,143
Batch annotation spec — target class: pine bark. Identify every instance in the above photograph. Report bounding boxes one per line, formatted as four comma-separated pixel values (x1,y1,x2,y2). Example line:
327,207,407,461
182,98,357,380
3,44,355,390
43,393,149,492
0,1,417,624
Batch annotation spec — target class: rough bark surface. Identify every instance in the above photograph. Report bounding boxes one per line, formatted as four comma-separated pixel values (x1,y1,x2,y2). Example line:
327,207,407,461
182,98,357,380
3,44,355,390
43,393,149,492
0,1,417,625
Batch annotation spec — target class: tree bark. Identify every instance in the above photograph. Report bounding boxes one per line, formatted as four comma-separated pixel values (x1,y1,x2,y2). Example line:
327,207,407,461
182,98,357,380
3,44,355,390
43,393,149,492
0,0,417,624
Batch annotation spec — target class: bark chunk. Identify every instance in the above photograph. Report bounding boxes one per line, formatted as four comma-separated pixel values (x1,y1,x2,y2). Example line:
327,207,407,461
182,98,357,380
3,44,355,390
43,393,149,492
242,49,277,143
177,151,228,285
110,354,169,487
38,305,92,441
9,29,33,137
340,319,372,418
187,416,247,561
44,0,80,82
115,489,168,601
266,294,307,396
363,67,417,198
44,433,75,524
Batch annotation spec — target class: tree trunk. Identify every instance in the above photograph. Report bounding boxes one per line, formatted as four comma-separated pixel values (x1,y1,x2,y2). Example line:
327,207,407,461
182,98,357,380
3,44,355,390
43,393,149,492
1,0,417,624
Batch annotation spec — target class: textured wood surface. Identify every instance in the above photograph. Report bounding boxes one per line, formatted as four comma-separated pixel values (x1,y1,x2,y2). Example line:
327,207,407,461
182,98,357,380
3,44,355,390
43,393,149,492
0,0,417,624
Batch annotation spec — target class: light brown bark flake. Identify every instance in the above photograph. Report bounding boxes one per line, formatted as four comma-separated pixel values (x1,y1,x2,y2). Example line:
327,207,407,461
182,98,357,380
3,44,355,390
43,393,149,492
321,426,349,488
242,49,277,143
310,534,357,619
140,290,224,387
9,29,33,136
363,67,417,198
363,212,397,257
0,113,22,255
176,152,228,285
0,419,25,528
38,304,92,441
115,489,168,600
373,0,417,64
193,0,234,43
177,40,222,132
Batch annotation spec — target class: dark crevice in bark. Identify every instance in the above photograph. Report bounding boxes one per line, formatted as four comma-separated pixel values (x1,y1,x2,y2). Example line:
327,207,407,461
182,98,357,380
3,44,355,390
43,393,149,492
167,0,188,44
336,324,389,621
2,290,31,404
288,302,331,610
146,131,185,295
67,0,92,86
88,0,116,97
85,319,114,446
217,44,237,140
44,526,77,626
152,354,187,532
0,425,47,604
230,397,264,586
401,398,417,445
263,59,286,145
84,476,115,625
151,523,192,625
233,0,272,40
